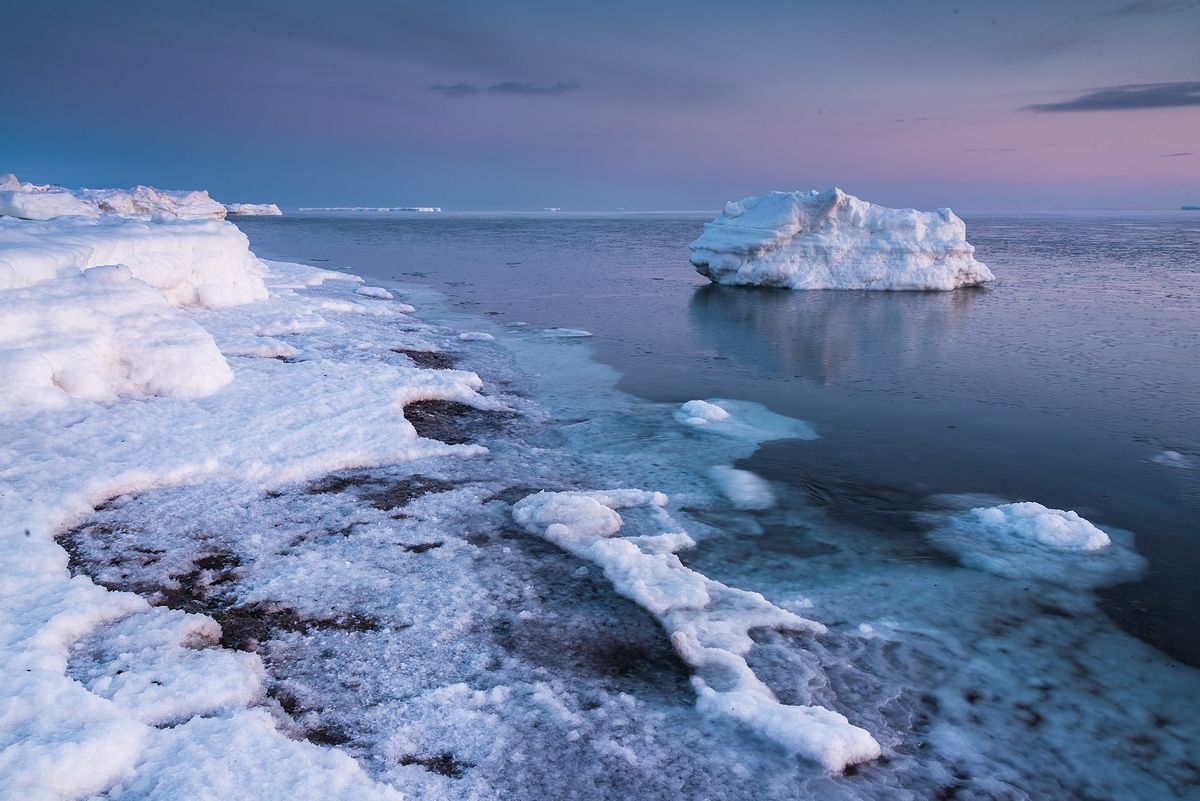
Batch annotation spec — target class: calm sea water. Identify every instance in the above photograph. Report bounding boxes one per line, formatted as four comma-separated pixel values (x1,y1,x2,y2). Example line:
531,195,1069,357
235,211,1200,665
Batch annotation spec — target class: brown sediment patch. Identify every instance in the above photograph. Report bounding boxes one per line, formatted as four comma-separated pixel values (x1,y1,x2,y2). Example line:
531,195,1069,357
391,348,456,370
402,399,512,445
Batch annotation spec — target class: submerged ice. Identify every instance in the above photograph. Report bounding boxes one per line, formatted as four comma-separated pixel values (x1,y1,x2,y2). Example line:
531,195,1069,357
689,188,994,291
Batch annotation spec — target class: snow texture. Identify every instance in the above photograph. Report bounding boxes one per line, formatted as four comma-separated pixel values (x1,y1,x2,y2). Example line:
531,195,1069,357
689,188,994,291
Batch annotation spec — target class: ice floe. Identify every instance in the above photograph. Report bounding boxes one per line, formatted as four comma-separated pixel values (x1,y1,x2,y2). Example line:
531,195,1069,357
689,188,994,291
924,501,1144,587
674,398,818,443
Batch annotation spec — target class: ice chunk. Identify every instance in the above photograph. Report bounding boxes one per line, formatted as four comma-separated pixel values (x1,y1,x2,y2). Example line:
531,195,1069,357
689,188,994,290
356,285,394,300
458,331,495,341
513,489,880,771
225,202,283,216
925,501,1145,587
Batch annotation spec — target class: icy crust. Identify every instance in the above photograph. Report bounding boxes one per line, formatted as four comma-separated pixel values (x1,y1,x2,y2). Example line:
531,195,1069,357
0,215,501,799
513,489,881,771
225,203,284,216
0,215,268,306
925,501,1145,588
0,265,233,411
689,188,994,291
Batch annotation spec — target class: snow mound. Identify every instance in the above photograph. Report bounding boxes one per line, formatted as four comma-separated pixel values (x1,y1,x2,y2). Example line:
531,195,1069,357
0,266,234,412
0,215,268,307
689,188,994,291
225,203,283,216
513,489,880,771
926,501,1145,587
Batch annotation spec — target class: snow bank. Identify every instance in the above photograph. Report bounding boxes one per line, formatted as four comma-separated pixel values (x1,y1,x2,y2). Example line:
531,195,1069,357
513,489,880,771
0,193,504,800
0,215,268,306
689,188,994,291
225,202,283,216
0,266,233,412
925,501,1144,587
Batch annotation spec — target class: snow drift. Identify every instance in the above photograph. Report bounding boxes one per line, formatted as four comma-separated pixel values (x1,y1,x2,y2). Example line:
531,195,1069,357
689,188,994,291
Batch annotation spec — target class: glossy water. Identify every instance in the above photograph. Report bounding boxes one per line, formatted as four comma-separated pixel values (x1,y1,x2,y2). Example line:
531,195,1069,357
235,211,1200,665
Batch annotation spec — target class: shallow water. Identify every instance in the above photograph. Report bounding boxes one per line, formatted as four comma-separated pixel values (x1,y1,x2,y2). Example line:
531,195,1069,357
235,211,1200,666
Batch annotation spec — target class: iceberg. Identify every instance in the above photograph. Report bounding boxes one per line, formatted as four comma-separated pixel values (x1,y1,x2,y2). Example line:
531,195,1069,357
689,188,994,291
226,202,284,216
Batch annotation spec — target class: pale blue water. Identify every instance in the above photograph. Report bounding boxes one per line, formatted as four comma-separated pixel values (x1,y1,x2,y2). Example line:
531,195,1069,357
235,211,1200,665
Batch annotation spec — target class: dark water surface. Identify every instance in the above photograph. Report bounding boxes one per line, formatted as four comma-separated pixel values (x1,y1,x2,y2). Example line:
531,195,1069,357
235,211,1200,665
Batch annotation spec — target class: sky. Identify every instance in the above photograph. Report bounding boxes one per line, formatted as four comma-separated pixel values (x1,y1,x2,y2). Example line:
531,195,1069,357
2,0,1198,210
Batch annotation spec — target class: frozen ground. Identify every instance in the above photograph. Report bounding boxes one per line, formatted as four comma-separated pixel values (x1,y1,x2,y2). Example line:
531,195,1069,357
2,194,1198,800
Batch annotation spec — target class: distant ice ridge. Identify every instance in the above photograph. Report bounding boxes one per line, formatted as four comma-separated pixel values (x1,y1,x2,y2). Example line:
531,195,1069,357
1,173,286,221
512,489,880,771
226,202,283,216
689,188,994,291
297,206,442,212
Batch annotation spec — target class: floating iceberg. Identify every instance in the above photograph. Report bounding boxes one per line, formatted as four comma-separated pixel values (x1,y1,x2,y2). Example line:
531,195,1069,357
226,202,284,216
689,188,994,291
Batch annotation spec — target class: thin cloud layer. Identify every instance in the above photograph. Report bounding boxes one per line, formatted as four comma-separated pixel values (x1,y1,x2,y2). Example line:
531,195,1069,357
1024,81,1200,112
428,81,579,98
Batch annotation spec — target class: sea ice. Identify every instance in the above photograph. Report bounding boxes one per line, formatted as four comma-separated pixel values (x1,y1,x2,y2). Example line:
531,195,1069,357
924,501,1144,587
674,399,817,443
689,188,994,290
513,489,881,771
708,466,775,510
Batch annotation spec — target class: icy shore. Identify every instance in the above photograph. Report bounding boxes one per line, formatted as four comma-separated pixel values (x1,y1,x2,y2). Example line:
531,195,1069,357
689,188,994,290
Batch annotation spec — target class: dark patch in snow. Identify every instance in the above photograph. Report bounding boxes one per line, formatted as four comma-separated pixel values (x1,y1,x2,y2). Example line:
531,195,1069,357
304,470,463,511
402,400,512,444
399,752,472,778
391,348,456,369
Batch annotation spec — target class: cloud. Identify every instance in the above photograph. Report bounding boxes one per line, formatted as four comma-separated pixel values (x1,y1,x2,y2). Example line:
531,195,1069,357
1105,0,1199,15
428,81,580,98
1160,151,1193,157
488,81,579,96
1022,81,1200,112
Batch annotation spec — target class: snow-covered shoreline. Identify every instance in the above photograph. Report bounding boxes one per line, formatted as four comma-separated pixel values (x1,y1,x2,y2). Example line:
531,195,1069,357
3,187,1196,801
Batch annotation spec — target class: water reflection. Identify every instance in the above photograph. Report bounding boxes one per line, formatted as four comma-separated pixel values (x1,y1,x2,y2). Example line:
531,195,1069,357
688,284,982,384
